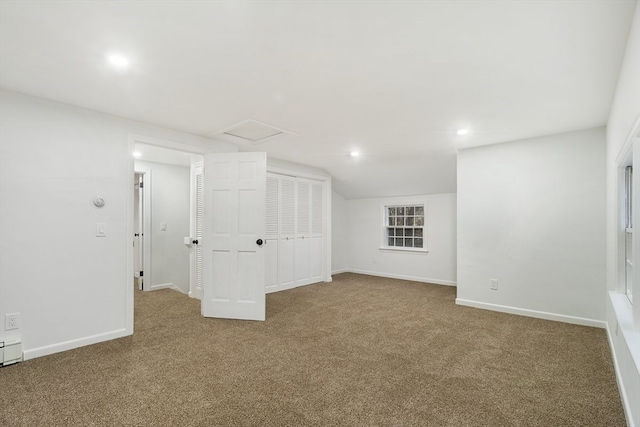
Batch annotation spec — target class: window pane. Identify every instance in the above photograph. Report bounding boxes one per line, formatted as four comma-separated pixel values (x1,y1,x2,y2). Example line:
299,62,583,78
384,204,426,250
626,230,633,301
626,166,633,228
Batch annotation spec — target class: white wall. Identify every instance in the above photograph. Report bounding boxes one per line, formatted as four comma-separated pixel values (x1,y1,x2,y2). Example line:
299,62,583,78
136,160,191,293
346,193,457,286
606,2,640,425
331,190,349,274
457,128,607,325
0,89,236,359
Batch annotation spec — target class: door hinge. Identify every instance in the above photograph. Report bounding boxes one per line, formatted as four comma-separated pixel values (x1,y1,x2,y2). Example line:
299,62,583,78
139,271,144,277
139,182,144,188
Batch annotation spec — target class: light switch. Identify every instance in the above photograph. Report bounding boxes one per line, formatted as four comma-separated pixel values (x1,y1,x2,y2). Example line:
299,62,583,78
160,222,167,231
96,222,107,237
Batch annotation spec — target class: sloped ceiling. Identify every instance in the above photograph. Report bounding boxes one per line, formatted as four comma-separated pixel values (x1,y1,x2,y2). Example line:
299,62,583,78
0,1,635,198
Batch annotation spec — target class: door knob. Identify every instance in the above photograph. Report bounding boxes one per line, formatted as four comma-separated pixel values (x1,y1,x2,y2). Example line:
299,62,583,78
256,239,263,246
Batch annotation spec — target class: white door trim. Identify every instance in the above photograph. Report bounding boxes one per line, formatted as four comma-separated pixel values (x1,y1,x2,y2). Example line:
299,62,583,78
126,133,213,335
129,134,209,155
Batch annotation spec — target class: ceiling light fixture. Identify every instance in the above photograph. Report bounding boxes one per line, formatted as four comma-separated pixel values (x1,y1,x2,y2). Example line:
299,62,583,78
350,151,360,157
456,129,469,136
107,53,129,69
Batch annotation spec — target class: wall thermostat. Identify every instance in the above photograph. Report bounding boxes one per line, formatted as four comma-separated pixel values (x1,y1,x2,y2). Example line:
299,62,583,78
92,197,106,208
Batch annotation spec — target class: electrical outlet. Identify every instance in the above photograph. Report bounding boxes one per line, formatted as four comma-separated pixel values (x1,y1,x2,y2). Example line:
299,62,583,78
490,279,498,290
372,257,377,264
5,313,20,330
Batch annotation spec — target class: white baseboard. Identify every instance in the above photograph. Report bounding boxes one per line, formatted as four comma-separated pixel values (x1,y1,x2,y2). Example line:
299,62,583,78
266,278,327,294
455,298,606,329
347,269,457,287
149,282,183,293
23,328,129,361
605,323,637,427
266,282,297,294
332,268,349,275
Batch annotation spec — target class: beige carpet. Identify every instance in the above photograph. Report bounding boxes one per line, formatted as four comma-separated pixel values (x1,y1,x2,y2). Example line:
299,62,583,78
0,273,626,426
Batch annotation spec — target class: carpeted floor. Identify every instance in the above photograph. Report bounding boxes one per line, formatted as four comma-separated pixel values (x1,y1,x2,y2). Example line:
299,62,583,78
0,273,626,426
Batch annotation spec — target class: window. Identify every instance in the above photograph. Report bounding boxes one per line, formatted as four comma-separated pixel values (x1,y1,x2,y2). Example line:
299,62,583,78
614,136,640,333
383,204,425,250
625,165,633,304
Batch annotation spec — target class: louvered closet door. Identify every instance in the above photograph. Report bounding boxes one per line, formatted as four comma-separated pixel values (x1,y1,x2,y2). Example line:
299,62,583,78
192,162,204,300
295,179,311,285
309,180,324,281
265,174,279,292
278,175,296,289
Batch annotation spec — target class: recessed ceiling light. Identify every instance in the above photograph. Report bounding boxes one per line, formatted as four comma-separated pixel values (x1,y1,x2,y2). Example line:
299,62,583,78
456,129,469,136
132,151,141,158
107,54,129,69
350,151,360,157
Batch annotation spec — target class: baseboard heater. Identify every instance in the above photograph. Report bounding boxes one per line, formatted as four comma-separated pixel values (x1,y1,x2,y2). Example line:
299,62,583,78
0,338,23,366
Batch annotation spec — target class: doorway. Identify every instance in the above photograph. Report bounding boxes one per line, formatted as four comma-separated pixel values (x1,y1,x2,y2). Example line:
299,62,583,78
133,172,145,291
131,140,204,302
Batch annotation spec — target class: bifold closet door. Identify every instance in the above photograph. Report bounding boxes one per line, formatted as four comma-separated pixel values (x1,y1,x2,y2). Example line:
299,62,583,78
295,179,310,285
309,181,323,281
265,173,325,293
279,175,296,289
265,174,279,292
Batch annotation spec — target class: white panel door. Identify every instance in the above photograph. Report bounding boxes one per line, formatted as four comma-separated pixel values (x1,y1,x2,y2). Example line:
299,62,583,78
202,152,266,321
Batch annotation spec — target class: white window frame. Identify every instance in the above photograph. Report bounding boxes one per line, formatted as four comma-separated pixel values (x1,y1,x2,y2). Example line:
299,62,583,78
624,165,633,304
614,122,640,333
380,203,428,253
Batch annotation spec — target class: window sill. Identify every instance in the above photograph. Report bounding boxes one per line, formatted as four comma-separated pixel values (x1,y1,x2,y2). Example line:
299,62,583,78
379,247,429,254
609,291,640,373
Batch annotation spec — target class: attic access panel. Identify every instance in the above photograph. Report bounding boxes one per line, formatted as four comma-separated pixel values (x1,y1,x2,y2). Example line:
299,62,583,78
223,120,283,143
207,119,298,146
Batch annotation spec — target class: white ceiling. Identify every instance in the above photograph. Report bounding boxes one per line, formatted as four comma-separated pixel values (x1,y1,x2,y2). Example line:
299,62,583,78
0,1,635,199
